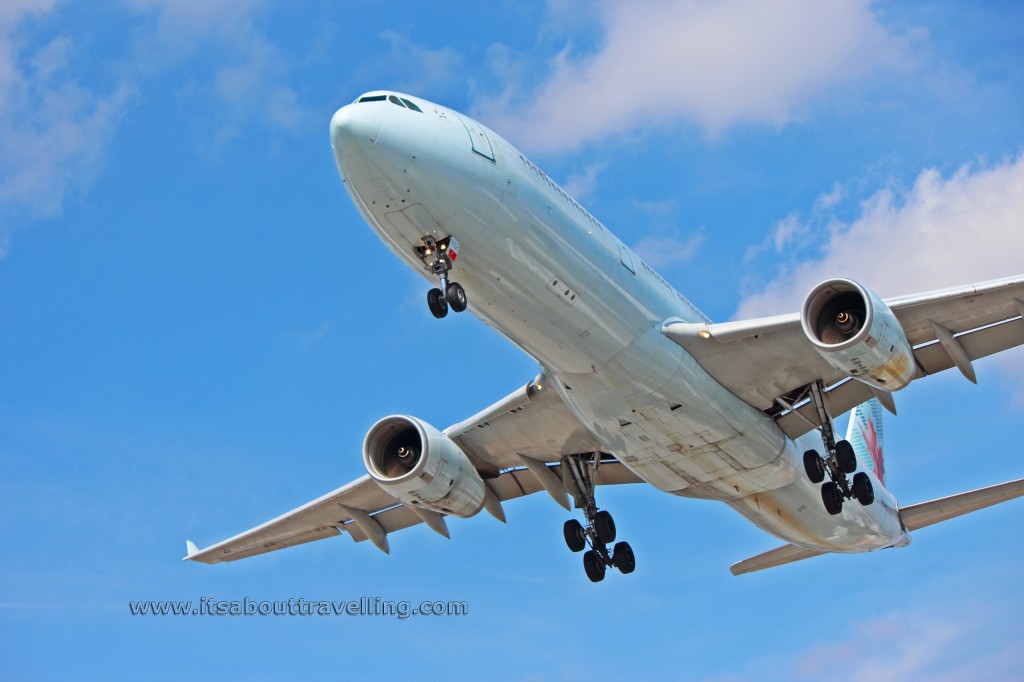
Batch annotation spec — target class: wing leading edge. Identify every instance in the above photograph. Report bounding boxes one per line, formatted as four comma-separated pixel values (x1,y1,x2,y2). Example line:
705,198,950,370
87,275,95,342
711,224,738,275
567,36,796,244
185,374,640,564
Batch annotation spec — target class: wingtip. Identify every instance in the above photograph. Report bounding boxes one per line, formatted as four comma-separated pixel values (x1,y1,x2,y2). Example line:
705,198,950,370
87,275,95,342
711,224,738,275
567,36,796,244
183,540,199,561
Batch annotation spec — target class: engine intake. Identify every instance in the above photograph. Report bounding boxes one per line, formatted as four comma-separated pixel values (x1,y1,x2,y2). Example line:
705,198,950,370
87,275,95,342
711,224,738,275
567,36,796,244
363,415,486,518
801,279,915,391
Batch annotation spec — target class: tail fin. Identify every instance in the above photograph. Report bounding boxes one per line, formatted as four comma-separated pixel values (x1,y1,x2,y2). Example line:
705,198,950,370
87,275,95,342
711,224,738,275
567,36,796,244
846,398,886,485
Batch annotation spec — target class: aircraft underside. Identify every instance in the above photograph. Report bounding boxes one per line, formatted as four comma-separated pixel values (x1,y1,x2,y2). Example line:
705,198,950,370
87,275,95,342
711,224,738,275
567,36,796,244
184,91,1024,583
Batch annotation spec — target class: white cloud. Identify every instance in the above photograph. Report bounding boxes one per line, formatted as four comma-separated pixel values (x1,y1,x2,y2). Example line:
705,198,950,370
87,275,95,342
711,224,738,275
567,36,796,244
378,31,463,96
711,592,1023,682
0,6,134,239
476,0,910,151
634,232,705,270
285,321,330,350
736,154,1024,399
126,0,311,135
0,0,310,255
563,163,604,201
628,198,706,269
737,155,1024,316
785,607,1021,682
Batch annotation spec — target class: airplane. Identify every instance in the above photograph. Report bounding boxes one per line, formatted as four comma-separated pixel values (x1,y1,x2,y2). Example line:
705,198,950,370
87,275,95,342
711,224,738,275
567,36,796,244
184,91,1024,581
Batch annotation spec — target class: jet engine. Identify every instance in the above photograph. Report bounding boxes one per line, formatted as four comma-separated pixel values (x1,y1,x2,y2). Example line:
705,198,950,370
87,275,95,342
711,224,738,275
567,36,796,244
801,278,915,391
363,415,486,518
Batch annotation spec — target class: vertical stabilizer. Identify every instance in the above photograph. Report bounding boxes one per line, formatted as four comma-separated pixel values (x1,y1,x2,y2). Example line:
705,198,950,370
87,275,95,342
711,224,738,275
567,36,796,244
846,398,886,485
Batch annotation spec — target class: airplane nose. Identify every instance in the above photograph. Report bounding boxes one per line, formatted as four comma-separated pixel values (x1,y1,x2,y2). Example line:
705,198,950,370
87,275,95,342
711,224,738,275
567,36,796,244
330,104,382,150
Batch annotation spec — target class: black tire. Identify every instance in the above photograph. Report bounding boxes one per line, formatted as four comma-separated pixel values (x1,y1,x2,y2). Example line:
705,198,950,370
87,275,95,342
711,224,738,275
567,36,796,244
853,472,874,506
446,281,467,313
427,288,448,318
613,541,635,574
583,550,605,583
835,440,857,474
821,482,843,515
803,449,825,484
593,510,616,544
563,519,586,552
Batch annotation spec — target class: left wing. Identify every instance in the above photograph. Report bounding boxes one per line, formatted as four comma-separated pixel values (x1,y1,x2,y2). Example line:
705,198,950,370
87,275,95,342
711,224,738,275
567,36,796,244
663,275,1024,438
185,375,640,564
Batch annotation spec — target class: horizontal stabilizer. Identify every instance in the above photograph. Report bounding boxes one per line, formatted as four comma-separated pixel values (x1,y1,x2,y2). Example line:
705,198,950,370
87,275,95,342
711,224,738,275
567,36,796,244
730,543,826,576
899,478,1024,531
731,478,1024,576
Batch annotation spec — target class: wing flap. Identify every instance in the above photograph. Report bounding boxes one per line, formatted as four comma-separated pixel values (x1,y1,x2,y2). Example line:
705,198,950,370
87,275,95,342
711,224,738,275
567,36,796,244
913,316,1024,377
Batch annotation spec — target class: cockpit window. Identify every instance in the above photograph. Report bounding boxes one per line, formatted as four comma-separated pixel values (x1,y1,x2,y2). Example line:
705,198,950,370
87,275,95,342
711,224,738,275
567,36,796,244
356,93,423,113
399,97,423,113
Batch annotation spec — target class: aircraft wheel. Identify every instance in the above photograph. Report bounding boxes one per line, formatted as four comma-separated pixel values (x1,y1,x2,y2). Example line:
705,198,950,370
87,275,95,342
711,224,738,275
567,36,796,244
821,482,844,515
583,550,605,582
446,282,467,313
593,510,616,544
613,541,635,574
803,449,825,484
853,472,874,506
835,440,857,474
427,288,448,318
563,519,586,552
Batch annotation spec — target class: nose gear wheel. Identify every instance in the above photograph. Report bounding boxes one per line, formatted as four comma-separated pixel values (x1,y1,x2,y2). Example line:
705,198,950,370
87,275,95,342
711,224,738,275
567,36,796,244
416,235,467,318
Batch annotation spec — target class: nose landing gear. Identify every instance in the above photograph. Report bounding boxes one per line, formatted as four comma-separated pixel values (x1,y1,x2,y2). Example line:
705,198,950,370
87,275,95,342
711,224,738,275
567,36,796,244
417,236,467,318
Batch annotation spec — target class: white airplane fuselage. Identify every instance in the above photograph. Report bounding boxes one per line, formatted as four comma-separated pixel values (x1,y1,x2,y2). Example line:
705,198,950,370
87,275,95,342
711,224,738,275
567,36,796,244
330,92,906,554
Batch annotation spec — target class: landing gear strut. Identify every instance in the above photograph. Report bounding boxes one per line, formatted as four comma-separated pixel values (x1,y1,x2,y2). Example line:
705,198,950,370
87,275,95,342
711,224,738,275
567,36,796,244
417,236,467,318
560,454,635,582
798,380,874,514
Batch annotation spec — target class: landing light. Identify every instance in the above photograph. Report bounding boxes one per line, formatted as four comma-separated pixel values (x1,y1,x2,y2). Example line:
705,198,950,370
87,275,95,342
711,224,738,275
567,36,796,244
699,330,712,339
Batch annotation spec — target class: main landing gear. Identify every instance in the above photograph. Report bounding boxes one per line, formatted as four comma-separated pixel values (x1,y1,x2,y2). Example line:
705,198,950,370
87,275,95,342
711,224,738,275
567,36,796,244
800,380,874,515
416,235,467,319
560,454,635,582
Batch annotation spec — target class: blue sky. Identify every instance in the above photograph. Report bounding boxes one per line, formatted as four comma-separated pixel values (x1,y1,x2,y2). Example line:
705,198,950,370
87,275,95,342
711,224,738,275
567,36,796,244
1,1,1022,680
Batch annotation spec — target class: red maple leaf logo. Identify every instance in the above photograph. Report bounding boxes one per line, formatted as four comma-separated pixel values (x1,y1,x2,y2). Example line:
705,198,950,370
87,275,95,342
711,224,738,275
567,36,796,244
861,418,885,485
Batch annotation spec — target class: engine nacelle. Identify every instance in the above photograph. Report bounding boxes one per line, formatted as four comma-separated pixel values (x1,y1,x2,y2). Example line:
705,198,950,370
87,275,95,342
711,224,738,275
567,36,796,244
363,415,485,518
801,278,915,391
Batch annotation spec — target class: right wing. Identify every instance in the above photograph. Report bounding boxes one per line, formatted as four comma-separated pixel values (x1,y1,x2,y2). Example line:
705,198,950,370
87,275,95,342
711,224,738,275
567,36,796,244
185,374,640,564
663,275,1024,439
